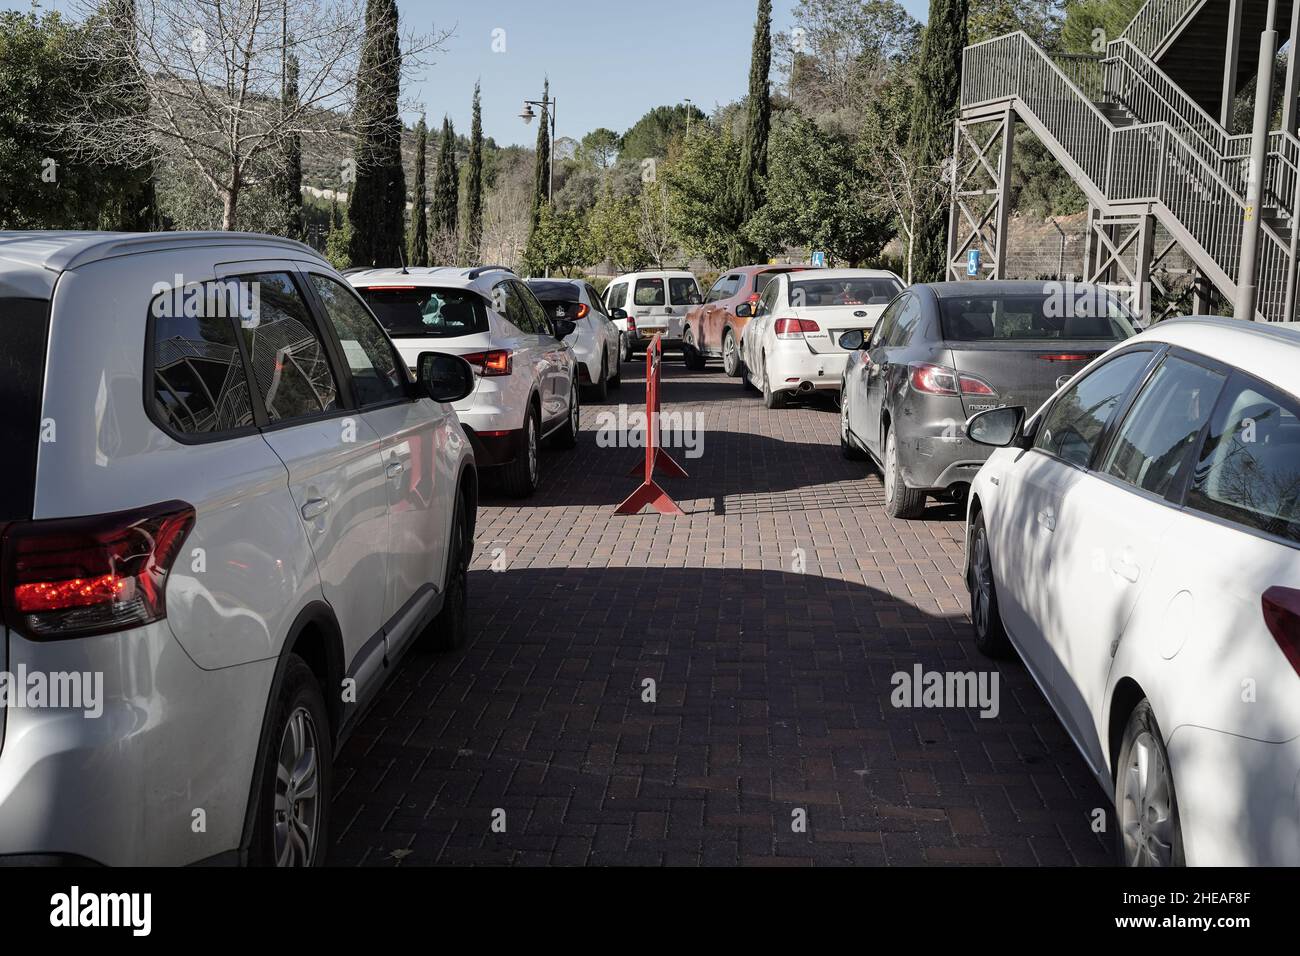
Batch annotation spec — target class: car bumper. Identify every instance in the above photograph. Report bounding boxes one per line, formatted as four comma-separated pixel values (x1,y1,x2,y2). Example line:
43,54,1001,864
895,412,994,492
0,623,272,865
462,424,521,467
765,349,848,394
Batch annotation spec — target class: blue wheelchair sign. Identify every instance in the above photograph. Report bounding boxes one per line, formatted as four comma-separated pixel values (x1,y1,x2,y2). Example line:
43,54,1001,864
966,249,981,276
811,251,827,268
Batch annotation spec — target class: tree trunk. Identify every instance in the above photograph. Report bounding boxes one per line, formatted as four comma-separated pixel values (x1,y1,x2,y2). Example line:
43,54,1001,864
222,183,239,231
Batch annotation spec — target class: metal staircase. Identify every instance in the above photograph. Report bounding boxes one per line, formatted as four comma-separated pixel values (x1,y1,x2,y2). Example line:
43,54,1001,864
948,0,1300,322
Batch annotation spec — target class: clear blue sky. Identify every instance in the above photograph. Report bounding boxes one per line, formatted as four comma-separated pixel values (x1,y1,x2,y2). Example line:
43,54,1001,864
11,0,932,146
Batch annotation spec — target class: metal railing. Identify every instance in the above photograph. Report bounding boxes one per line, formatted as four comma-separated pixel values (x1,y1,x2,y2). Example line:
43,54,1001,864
1120,0,1206,58
960,30,1293,320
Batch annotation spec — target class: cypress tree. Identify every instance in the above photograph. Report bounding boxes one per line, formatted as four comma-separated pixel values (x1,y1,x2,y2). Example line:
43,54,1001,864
409,115,429,267
430,116,459,238
105,0,158,230
737,0,772,252
908,0,968,282
462,82,484,266
347,0,406,267
529,79,551,235
273,54,304,240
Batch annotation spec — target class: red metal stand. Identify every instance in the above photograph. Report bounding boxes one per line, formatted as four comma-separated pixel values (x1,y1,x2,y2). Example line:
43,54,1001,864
615,335,688,515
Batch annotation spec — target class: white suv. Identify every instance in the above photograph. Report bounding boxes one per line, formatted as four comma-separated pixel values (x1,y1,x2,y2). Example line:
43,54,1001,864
526,278,622,400
0,231,478,866
350,267,580,498
603,270,701,357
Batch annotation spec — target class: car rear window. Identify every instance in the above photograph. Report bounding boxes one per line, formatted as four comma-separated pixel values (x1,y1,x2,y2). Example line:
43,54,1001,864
0,298,50,522
526,282,584,322
668,278,697,303
634,278,665,306
358,287,489,339
791,277,901,307
755,269,804,295
940,293,1136,341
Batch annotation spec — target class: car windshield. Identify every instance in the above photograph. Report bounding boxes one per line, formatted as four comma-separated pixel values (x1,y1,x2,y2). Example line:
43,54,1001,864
790,277,902,307
939,292,1137,341
357,287,488,338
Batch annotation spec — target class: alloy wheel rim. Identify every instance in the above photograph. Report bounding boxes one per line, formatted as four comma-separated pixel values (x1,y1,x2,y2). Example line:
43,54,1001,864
724,334,736,374
840,398,849,442
972,530,991,635
273,705,321,867
1120,732,1176,866
570,387,579,432
884,432,896,501
527,417,538,484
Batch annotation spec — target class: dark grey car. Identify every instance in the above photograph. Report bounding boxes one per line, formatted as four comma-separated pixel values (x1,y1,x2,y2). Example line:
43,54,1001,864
839,281,1138,518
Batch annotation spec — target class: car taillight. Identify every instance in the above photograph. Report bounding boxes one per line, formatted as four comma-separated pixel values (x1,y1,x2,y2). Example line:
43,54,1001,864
774,318,820,339
909,363,997,397
627,316,637,334
575,303,589,319
1038,353,1096,363
461,349,512,376
1262,587,1300,673
1,501,195,640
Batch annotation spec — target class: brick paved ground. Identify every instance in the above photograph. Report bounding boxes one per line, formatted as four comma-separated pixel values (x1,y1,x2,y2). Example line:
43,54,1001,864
331,353,1114,866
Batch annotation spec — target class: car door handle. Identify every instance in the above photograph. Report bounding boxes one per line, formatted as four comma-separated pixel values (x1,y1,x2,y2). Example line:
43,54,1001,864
1037,509,1056,531
301,498,330,521
1112,552,1140,583
386,461,404,479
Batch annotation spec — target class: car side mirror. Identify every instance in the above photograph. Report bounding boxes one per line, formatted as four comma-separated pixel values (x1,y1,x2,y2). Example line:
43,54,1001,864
554,318,577,339
838,329,865,350
610,308,627,321
966,406,1027,448
417,351,475,403
688,293,702,305
735,302,754,318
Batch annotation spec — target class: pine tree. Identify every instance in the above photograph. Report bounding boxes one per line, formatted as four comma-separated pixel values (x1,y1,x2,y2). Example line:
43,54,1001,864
462,82,484,266
409,115,429,267
737,0,772,256
908,0,968,282
529,79,551,235
347,0,406,267
430,116,459,239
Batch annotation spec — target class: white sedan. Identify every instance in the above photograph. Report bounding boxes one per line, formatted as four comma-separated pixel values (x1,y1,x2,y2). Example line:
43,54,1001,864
739,268,903,408
964,316,1300,866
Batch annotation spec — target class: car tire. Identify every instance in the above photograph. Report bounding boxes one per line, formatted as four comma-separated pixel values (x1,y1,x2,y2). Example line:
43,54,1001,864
741,357,757,393
553,383,579,449
424,490,470,651
761,356,784,409
588,356,609,402
682,328,706,371
883,425,926,519
722,329,741,377
840,394,867,460
968,513,1013,658
249,654,331,867
1115,701,1186,867
609,346,622,388
620,332,634,364
500,408,539,499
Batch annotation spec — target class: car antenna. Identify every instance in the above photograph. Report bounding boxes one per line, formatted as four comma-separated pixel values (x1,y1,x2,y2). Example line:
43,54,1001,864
398,247,409,275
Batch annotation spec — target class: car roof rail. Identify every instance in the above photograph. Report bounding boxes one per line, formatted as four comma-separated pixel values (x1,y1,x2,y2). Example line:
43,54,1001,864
465,265,515,280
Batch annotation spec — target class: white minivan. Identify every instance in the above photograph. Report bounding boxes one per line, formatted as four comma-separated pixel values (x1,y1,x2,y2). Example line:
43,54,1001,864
0,231,477,866
603,270,701,358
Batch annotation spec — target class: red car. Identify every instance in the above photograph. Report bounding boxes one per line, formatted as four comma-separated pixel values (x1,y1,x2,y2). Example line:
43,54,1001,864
682,265,813,376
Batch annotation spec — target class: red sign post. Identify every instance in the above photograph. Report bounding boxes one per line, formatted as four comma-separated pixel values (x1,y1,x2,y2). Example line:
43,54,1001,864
615,334,688,515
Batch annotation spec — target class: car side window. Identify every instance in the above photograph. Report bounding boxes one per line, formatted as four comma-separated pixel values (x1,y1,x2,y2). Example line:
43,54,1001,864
1186,372,1300,544
707,275,740,303
149,286,257,438
869,299,901,349
756,278,780,316
1034,350,1152,468
587,285,608,316
492,280,532,332
515,281,554,336
309,274,408,407
884,295,920,347
233,272,341,423
1100,355,1225,498
607,283,627,312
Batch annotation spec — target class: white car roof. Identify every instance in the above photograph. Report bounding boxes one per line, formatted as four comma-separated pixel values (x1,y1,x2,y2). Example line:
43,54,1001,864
1136,317,1300,397
786,268,900,281
346,265,515,297
0,230,327,298
606,270,696,283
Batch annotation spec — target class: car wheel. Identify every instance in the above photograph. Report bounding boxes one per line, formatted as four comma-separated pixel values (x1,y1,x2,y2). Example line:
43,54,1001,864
1116,702,1185,867
501,408,539,498
722,330,741,377
682,328,706,371
423,490,470,651
741,356,757,393
761,356,784,409
554,382,579,448
588,356,609,402
620,332,634,364
968,513,1012,657
883,425,926,519
250,654,331,867
840,394,867,460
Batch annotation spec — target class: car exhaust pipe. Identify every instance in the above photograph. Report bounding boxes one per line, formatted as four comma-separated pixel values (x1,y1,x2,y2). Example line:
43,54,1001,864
798,381,814,393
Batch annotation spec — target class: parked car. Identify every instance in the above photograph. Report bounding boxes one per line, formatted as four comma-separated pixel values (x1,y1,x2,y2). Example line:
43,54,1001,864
839,280,1137,518
526,278,621,400
964,316,1300,866
740,268,903,408
0,231,478,866
351,266,580,498
682,265,813,375
603,270,700,358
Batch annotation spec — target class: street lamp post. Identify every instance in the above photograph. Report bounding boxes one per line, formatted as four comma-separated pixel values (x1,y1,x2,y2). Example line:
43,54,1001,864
520,95,557,277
